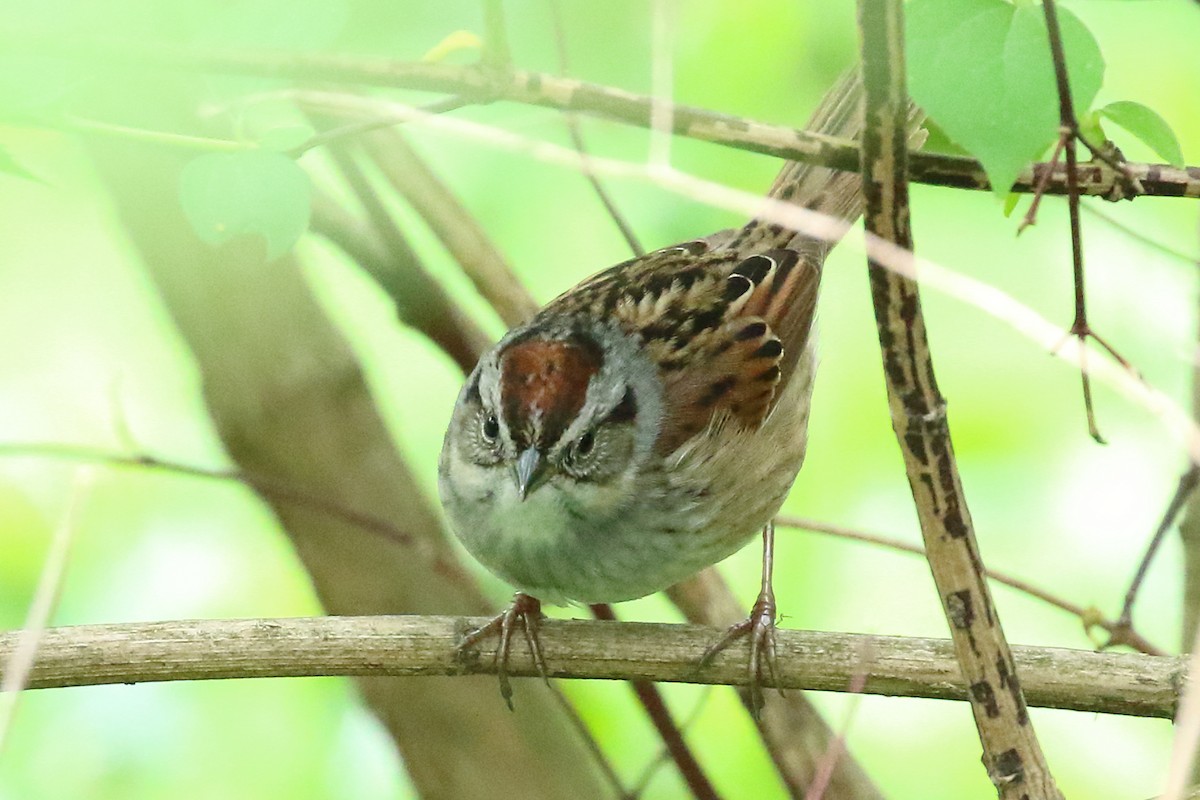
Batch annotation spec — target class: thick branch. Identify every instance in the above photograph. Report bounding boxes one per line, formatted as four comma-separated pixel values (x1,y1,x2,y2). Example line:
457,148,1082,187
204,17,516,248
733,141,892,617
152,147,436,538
0,617,1182,719
858,2,1061,797
5,32,1197,199
78,73,610,798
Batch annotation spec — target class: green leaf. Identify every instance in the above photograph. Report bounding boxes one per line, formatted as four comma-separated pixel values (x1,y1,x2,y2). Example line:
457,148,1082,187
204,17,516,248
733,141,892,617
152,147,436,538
1077,110,1107,148
1099,100,1185,167
179,151,311,260
907,0,1104,196
1002,191,1021,217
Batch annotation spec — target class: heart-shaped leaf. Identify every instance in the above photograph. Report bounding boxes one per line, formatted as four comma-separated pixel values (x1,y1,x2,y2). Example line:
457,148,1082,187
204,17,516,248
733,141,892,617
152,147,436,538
1099,100,1185,168
907,0,1104,195
179,150,311,260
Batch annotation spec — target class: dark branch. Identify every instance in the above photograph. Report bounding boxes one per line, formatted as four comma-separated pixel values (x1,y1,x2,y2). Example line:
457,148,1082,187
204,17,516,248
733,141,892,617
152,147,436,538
857,1,1063,796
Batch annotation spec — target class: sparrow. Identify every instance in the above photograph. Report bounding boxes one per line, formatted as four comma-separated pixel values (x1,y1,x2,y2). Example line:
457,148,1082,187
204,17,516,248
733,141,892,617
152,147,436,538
438,71,871,709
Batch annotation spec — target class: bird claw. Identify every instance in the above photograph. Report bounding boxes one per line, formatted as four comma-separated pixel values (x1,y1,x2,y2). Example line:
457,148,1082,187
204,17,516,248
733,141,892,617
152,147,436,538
458,592,549,710
699,588,783,718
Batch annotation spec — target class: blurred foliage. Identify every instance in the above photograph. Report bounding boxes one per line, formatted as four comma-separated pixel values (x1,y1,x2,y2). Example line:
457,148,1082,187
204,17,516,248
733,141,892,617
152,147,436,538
0,0,1198,798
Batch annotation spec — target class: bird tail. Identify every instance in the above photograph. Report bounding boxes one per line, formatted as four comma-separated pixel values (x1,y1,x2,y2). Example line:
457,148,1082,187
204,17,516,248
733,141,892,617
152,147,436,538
723,67,925,258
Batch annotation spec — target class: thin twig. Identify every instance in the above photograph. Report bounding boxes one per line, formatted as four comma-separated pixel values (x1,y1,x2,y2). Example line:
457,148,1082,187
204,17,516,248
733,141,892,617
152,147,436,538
857,1,1062,796
0,468,92,756
592,604,720,800
775,516,1165,657
545,0,644,256
289,95,471,156
357,126,538,327
1113,466,1200,648
1040,0,1138,444
1018,134,1066,234
1082,202,1200,266
0,443,412,546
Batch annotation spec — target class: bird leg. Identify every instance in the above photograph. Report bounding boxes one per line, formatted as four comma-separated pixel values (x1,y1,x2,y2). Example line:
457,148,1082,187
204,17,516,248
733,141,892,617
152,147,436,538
699,521,783,717
458,591,550,710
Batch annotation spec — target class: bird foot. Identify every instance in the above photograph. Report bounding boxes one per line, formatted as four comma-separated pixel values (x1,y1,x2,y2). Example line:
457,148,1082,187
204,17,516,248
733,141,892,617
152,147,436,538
458,592,549,710
699,587,783,718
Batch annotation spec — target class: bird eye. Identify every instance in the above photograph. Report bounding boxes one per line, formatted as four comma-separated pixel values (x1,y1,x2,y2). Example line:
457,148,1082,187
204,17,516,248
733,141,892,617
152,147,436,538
481,413,500,442
576,430,595,456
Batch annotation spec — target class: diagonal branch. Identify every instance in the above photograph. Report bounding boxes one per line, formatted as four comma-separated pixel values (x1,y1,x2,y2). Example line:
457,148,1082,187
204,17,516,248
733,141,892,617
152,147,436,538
309,186,491,372
856,1,1062,797
591,604,719,800
0,470,91,754
357,128,539,327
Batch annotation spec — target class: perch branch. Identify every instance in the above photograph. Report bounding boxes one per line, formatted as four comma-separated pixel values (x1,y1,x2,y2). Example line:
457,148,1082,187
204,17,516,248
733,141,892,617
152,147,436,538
0,616,1182,720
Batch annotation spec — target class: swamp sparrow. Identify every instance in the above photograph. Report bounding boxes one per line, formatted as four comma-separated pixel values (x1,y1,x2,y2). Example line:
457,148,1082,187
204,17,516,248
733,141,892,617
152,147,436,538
439,72,871,708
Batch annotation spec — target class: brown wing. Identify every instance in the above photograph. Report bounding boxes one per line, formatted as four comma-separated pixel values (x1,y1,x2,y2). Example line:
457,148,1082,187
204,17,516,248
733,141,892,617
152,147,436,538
539,240,820,455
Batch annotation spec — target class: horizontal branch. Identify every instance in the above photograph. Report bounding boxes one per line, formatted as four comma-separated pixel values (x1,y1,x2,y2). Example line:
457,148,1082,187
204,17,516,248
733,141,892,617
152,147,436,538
5,32,1197,199
0,616,1182,719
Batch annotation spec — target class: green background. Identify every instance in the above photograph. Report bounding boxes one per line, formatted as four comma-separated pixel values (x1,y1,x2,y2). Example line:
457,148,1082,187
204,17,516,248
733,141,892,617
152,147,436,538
1,0,1198,797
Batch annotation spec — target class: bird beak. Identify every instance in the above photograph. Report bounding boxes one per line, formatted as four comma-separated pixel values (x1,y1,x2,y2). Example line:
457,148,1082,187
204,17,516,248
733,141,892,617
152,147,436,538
514,446,545,501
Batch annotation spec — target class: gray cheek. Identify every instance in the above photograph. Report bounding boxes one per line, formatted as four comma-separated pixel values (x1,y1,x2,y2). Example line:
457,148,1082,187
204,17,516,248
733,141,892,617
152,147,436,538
443,454,506,507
